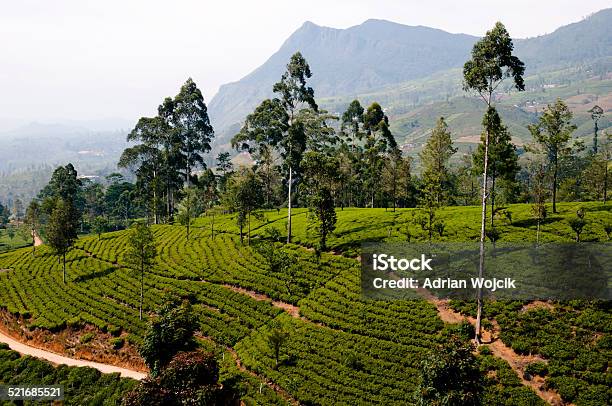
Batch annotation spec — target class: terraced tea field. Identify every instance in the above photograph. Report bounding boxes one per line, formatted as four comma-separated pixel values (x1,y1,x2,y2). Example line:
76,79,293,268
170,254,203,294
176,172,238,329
0,202,609,405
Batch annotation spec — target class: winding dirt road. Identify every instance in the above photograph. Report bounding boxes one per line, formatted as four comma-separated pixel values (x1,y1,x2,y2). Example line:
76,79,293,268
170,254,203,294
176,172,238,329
0,330,146,380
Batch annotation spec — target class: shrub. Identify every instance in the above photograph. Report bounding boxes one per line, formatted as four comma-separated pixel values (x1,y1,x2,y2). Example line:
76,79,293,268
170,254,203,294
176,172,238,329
416,336,482,405
525,361,548,377
110,337,124,350
80,333,95,344
139,298,198,376
479,346,492,355
547,376,584,403
510,338,531,355
108,325,122,337
123,351,238,406
126,334,139,346
342,352,363,371
66,316,82,328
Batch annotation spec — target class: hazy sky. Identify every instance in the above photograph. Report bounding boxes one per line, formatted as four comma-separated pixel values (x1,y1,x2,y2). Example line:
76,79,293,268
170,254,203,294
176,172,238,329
1,0,610,132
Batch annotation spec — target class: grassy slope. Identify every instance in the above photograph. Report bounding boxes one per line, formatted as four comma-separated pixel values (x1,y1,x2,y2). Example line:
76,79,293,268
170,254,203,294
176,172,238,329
0,202,609,404
0,229,30,254
319,62,611,168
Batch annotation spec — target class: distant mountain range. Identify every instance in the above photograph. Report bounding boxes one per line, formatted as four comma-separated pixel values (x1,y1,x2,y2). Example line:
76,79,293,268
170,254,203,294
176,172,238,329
208,8,612,151
2,9,611,203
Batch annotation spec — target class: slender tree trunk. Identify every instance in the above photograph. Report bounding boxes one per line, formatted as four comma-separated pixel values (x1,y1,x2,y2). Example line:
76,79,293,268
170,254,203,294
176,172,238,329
287,167,292,244
153,169,159,225
392,171,397,212
552,155,558,213
186,194,191,241
593,123,598,154
349,167,353,208
604,162,608,204
490,174,496,227
475,123,490,345
166,185,171,224
139,264,144,321
371,186,374,208
186,160,191,188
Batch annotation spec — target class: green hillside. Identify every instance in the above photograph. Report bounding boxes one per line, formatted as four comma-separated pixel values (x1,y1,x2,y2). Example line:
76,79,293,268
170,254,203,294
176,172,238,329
318,60,612,166
0,203,609,405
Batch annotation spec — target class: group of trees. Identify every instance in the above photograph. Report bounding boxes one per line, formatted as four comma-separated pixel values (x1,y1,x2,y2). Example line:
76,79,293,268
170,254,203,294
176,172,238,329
13,28,595,261
17,166,142,281
5,32,607,285
124,298,239,405
118,78,214,225
230,53,404,249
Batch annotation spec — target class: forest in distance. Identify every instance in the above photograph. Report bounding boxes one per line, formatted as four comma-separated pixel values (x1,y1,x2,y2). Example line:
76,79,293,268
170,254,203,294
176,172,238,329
0,13,610,406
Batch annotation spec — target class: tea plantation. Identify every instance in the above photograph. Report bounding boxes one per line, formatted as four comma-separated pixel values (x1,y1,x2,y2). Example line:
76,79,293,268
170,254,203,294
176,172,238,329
0,202,609,405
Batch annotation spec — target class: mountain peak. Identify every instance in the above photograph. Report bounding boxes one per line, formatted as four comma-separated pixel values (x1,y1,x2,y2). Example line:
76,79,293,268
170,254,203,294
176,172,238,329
208,10,612,148
300,20,320,28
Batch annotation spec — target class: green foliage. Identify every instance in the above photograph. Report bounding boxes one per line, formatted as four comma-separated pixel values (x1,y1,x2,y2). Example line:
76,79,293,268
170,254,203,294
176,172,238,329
0,227,30,253
470,300,612,406
267,321,290,369
223,168,264,244
416,336,482,406
0,347,136,405
92,215,108,239
478,354,546,406
110,337,125,350
524,361,548,377
176,186,204,240
107,325,122,337
80,332,95,344
139,298,198,376
125,222,157,320
46,198,79,283
119,78,213,223
529,98,578,212
39,163,82,203
173,77,215,186
236,313,433,405
123,351,237,406
473,107,519,214
568,216,588,241
301,151,338,251
420,117,457,205
463,21,525,98
0,204,609,405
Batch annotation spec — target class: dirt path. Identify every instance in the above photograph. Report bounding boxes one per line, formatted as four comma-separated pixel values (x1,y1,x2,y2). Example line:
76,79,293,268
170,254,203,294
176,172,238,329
418,292,566,406
33,230,43,247
220,270,565,404
0,329,146,380
221,283,301,318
